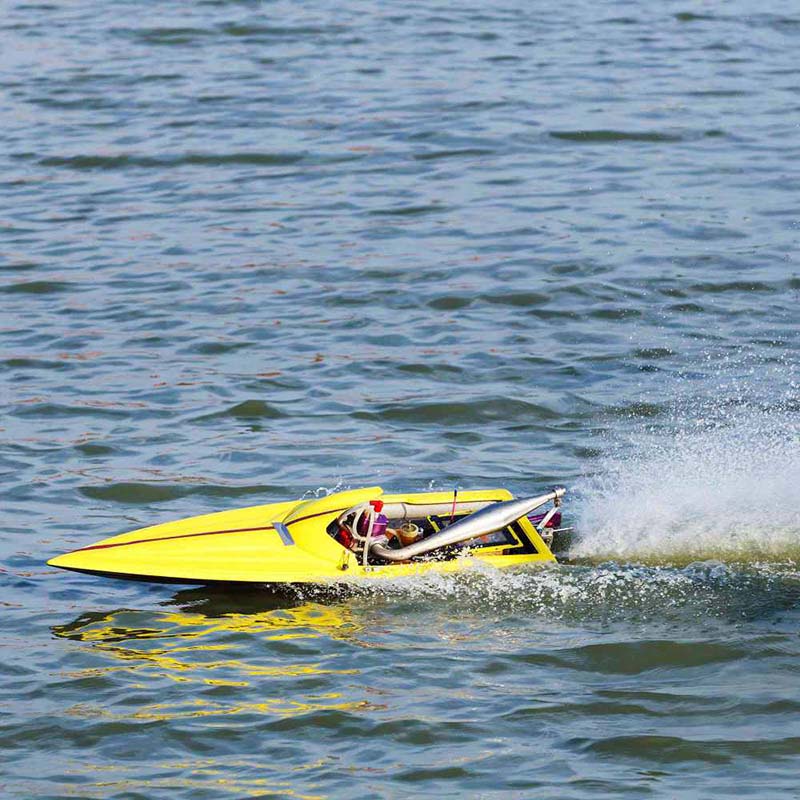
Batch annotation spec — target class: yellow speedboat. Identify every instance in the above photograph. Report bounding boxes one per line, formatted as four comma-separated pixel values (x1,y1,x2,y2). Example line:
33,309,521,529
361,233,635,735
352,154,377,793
47,485,565,585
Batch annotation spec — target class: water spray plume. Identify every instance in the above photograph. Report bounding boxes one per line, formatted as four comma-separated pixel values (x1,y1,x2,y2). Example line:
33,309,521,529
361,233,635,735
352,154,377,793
572,407,800,563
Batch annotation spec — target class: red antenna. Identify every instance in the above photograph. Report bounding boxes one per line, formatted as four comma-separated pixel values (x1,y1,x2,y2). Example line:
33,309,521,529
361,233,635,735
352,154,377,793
449,486,458,524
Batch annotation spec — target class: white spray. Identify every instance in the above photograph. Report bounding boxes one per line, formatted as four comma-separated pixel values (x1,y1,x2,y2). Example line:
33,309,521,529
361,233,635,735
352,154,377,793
572,406,800,563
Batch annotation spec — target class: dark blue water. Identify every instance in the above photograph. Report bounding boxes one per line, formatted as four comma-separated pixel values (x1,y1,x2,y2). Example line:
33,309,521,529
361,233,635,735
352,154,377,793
2,0,800,797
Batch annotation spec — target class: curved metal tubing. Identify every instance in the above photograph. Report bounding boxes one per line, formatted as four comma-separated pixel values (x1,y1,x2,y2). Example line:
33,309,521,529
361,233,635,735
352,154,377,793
370,488,565,562
380,499,494,520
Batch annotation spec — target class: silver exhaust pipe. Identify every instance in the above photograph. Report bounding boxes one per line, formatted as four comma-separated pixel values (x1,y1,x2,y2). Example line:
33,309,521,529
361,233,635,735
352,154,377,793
369,488,565,562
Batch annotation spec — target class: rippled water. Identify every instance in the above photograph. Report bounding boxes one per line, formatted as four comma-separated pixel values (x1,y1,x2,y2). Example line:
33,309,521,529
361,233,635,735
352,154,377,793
2,0,800,797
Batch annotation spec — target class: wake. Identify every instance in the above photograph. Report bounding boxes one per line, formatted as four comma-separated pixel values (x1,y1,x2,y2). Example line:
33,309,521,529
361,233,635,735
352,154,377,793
572,405,800,563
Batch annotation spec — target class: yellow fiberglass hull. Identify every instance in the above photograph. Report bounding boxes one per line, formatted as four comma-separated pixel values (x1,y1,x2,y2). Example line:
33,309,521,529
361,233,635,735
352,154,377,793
47,486,557,585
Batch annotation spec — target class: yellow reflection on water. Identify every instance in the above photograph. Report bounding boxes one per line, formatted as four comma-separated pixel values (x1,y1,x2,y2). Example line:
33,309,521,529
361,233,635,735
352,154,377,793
24,761,330,800
51,591,373,722
64,693,377,722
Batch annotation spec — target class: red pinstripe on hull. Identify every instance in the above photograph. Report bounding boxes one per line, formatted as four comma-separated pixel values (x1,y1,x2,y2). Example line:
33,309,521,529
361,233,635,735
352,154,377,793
74,524,276,552
70,506,353,553
69,496,505,554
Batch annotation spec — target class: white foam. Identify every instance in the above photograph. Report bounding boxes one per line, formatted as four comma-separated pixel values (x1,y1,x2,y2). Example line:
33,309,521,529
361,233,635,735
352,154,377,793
572,408,800,563
299,558,800,624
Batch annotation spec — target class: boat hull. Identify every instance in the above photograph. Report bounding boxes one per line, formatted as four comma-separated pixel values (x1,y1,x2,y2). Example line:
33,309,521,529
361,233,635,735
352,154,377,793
47,486,557,585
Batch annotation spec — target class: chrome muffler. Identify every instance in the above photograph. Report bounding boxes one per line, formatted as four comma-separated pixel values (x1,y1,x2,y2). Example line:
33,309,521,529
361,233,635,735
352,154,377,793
369,488,565,562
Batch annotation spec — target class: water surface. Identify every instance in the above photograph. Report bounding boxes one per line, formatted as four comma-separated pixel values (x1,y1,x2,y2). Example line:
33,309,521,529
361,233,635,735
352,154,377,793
2,0,799,797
